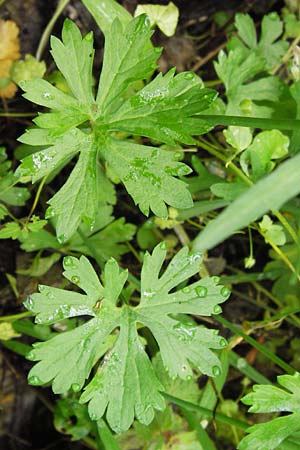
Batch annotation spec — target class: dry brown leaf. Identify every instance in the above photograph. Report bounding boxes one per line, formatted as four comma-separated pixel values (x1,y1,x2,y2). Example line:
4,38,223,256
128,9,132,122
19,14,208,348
0,60,18,98
0,20,20,61
0,20,20,98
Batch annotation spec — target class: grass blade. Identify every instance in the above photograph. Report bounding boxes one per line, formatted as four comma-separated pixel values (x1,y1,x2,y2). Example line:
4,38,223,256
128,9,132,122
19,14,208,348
193,153,300,251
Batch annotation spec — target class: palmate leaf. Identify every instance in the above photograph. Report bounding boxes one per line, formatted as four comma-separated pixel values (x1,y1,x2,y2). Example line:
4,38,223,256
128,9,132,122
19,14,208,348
103,139,193,217
107,68,216,145
24,243,229,433
238,372,300,450
214,12,289,117
0,147,29,206
16,16,215,241
97,14,159,115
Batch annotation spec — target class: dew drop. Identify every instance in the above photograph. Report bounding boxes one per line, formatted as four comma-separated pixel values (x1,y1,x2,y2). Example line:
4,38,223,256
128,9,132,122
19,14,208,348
159,241,167,250
90,413,98,421
28,375,42,385
213,305,222,314
38,285,47,293
182,286,191,294
221,286,230,298
85,31,93,41
64,256,75,268
212,366,221,376
195,286,208,298
186,375,192,381
57,234,67,244
183,72,194,80
177,166,191,176
237,358,247,370
43,92,53,100
35,317,43,324
219,338,227,347
27,351,36,360
24,296,34,310
71,383,81,392
71,275,80,284
173,152,182,161
45,206,55,219
212,276,220,283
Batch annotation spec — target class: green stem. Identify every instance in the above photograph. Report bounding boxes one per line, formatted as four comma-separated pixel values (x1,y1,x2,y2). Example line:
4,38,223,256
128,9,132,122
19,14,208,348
198,115,300,131
197,137,300,273
0,112,36,117
35,0,70,61
0,311,32,322
163,393,249,431
97,419,121,450
182,409,216,450
215,315,295,375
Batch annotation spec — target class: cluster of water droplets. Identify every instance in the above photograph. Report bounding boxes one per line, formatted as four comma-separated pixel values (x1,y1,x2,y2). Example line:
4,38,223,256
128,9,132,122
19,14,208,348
124,156,162,188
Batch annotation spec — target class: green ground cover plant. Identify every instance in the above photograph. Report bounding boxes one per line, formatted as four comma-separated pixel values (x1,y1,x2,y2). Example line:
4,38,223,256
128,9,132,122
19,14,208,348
1,0,300,449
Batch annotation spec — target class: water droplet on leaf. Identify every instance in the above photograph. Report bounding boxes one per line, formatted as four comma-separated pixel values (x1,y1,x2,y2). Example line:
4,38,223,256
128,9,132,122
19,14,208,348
64,256,76,268
160,241,167,250
45,206,55,219
196,286,207,298
212,366,221,376
57,234,67,244
89,413,98,421
219,338,227,347
24,296,34,310
182,286,191,294
71,275,80,284
212,276,220,283
27,351,36,360
213,305,222,314
43,92,53,100
71,383,81,392
28,375,42,385
183,72,194,80
85,31,93,41
221,286,230,298
173,152,183,161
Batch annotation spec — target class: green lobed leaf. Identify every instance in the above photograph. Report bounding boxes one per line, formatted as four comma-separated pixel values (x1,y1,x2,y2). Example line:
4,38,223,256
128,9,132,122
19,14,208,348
238,372,300,450
25,243,229,433
11,54,46,85
50,19,95,106
16,128,89,183
0,147,30,206
109,69,216,145
16,16,219,239
103,138,193,217
46,143,99,242
240,130,289,180
82,0,131,35
97,14,160,115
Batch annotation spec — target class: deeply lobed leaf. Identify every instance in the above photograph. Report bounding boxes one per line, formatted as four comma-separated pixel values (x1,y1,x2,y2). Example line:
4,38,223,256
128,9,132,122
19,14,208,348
17,16,216,241
25,243,229,433
238,372,300,450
